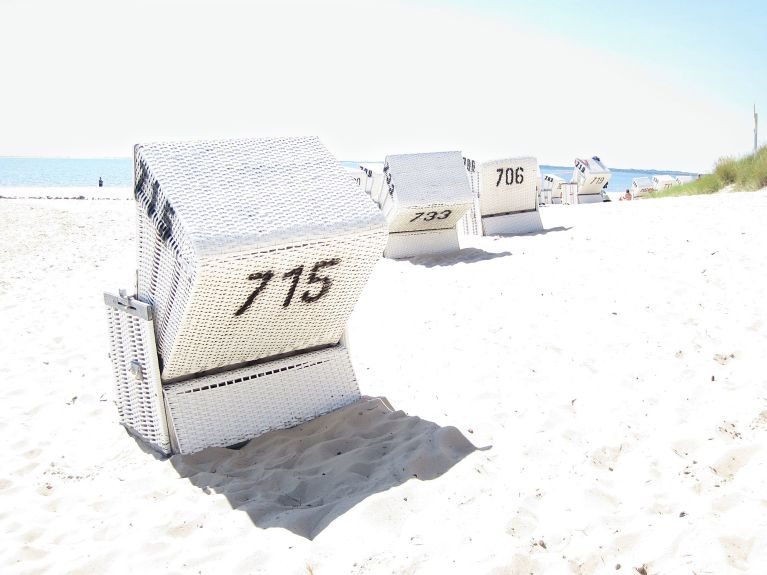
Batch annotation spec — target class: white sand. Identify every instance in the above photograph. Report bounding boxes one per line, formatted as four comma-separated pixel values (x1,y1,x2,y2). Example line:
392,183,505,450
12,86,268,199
1,190,766,574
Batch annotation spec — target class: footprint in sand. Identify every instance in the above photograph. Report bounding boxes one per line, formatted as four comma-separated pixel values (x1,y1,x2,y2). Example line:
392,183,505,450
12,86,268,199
671,437,708,461
711,446,760,481
749,410,767,432
710,492,744,514
567,553,605,575
505,508,538,538
610,530,641,555
589,445,623,470
584,487,620,510
488,553,540,575
719,536,754,570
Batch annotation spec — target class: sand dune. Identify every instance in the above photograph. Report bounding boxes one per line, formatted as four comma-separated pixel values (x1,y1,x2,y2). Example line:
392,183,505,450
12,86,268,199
1,190,766,574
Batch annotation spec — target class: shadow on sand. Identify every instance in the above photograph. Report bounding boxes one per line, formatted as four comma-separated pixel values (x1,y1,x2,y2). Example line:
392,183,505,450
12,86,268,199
492,225,573,238
404,247,511,268
169,396,479,539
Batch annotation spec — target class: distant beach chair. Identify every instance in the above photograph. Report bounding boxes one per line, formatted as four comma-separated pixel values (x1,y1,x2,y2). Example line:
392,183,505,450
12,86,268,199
560,182,579,205
104,137,388,455
471,156,543,235
674,175,693,185
571,157,611,204
358,163,387,207
652,174,678,191
631,177,655,197
554,177,570,204
541,174,565,204
459,155,482,236
345,166,369,194
369,151,473,258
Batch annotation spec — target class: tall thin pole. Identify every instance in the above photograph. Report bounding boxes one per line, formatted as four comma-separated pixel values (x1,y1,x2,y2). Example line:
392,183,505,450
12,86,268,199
755,104,759,155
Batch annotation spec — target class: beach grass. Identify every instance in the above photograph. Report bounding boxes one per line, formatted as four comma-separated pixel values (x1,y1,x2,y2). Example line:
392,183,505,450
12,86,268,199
647,145,767,198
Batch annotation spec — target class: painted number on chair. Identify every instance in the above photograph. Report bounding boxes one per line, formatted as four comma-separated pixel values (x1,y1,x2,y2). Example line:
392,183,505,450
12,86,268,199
409,210,452,223
589,177,605,185
234,258,341,316
495,167,525,186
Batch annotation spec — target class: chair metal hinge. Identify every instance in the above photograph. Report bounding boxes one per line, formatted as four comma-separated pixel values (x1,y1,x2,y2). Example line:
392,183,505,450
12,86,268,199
104,290,154,321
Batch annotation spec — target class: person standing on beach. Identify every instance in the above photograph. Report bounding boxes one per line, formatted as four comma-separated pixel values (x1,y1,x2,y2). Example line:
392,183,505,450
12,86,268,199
98,177,103,187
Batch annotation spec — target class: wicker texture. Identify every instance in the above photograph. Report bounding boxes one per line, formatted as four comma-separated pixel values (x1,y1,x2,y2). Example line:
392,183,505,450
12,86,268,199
384,151,473,207
482,211,544,236
163,344,359,454
134,137,384,255
460,164,482,235
105,301,171,454
368,174,387,207
459,195,482,236
378,152,472,233
161,233,385,380
541,174,564,204
560,183,579,205
371,151,472,257
358,162,384,195
572,157,611,198
133,137,387,381
477,157,540,217
345,167,369,193
383,229,460,259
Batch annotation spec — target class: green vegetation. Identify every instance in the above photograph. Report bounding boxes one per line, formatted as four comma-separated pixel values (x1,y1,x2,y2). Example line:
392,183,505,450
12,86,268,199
646,145,767,198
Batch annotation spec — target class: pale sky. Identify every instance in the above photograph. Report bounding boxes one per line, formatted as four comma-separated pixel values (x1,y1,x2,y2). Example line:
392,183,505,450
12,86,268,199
1,0,765,172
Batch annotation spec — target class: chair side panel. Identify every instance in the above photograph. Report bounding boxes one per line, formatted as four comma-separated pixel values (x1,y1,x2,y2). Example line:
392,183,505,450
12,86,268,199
163,344,360,454
105,303,171,454
481,210,543,236
383,228,460,259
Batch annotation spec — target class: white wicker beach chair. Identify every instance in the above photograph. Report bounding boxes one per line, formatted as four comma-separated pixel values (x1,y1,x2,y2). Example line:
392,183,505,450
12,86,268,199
541,174,565,205
473,156,543,235
674,175,693,185
572,157,611,204
560,182,579,205
105,137,388,455
372,151,473,258
345,166,369,194
652,174,678,191
631,177,655,197
344,163,385,207
459,156,482,236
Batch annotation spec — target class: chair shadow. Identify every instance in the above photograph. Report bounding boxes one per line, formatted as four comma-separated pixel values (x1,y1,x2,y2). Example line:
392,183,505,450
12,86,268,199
404,247,512,267
169,396,480,540
493,225,573,238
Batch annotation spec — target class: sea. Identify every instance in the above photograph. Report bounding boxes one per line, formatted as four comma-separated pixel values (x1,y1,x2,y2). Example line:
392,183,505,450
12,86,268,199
0,157,698,193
